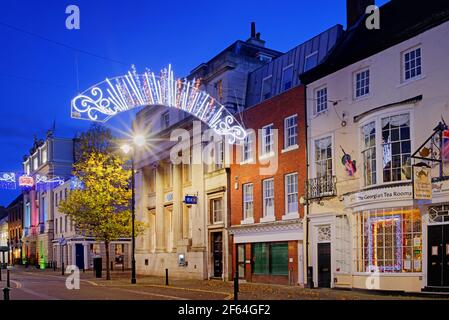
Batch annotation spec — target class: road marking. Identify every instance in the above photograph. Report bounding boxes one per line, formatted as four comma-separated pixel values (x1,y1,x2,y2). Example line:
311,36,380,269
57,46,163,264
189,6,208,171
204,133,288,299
11,280,22,289
108,287,189,300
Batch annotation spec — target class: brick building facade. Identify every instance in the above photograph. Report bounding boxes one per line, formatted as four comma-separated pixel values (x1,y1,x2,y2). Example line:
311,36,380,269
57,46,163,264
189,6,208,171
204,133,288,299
229,85,307,285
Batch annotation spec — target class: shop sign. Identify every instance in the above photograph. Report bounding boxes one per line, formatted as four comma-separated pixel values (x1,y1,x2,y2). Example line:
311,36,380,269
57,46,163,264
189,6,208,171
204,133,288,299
432,179,449,195
184,195,198,205
413,166,432,200
345,185,412,208
18,175,34,188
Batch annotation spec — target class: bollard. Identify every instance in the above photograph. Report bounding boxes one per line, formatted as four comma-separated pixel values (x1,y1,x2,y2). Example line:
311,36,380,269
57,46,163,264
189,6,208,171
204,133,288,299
6,270,10,288
122,263,124,272
62,263,65,276
233,272,239,301
83,267,85,273
111,261,113,271
53,261,56,271
165,268,169,286
3,287,10,301
0,267,2,281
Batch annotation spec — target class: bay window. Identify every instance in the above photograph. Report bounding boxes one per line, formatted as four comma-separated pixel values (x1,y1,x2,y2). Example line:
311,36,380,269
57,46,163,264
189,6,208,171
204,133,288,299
382,113,411,182
362,122,376,186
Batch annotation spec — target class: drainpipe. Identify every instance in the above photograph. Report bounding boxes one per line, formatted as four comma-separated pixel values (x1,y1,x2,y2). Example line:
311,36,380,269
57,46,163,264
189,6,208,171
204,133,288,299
304,84,314,289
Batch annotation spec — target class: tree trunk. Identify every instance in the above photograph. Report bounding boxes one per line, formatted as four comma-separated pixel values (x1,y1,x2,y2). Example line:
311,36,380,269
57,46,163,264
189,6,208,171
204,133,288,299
105,240,111,280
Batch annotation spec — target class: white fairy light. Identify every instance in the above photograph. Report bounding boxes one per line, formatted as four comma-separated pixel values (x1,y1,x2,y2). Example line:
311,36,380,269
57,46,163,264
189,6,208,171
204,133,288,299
71,65,247,143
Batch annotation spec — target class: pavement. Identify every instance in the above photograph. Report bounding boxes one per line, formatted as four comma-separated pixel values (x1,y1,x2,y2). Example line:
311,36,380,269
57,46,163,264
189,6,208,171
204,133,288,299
0,266,448,300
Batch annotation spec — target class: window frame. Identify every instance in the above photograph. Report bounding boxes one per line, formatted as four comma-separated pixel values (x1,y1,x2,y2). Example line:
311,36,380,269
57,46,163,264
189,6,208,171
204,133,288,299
304,51,319,72
262,178,275,218
354,68,370,99
284,114,298,149
284,173,299,215
243,183,254,221
313,135,333,178
315,86,328,114
281,64,294,92
402,46,422,82
210,197,224,224
241,131,254,163
261,124,274,157
260,75,273,102
161,111,170,130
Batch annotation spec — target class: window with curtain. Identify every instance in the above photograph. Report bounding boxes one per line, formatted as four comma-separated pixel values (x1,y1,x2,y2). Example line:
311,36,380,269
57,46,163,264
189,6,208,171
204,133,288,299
381,113,411,183
242,131,254,162
315,136,332,177
261,124,274,156
362,122,377,186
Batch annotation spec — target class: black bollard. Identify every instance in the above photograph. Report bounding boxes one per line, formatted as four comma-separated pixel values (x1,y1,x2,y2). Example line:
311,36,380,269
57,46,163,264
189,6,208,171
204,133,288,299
111,261,113,271
62,263,65,276
165,268,169,286
122,263,124,272
6,270,10,288
0,267,2,281
233,272,239,301
53,261,56,271
3,287,10,301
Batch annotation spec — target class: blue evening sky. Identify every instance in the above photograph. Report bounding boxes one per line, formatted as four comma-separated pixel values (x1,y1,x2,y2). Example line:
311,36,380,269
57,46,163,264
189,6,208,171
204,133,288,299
0,0,388,206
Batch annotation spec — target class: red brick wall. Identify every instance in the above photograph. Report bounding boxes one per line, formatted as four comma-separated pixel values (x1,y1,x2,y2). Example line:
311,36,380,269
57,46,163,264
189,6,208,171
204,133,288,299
230,85,307,225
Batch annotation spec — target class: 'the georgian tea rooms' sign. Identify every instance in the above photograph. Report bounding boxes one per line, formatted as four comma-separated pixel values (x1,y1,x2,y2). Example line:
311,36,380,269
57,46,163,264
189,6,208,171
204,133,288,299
345,185,413,208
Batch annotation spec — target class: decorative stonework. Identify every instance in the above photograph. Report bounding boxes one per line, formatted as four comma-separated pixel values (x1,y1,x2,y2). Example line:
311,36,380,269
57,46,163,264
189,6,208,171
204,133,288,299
317,225,331,242
229,219,302,235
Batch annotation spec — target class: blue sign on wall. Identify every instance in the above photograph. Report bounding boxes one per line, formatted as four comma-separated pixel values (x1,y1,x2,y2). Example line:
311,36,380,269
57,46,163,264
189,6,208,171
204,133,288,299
184,195,198,205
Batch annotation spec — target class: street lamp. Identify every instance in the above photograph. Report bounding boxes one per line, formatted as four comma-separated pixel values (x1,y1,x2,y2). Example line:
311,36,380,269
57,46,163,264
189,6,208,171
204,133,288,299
121,133,146,285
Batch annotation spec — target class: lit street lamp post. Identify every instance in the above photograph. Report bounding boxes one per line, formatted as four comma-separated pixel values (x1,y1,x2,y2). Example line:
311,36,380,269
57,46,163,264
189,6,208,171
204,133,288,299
121,134,145,285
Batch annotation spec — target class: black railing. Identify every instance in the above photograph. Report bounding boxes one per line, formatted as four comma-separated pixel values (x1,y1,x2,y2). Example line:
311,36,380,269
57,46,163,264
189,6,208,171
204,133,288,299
306,175,337,200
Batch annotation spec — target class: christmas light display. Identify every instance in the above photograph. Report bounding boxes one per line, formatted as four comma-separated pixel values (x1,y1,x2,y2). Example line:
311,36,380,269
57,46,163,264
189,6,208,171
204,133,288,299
0,172,16,189
0,172,66,191
71,65,247,143
367,214,402,272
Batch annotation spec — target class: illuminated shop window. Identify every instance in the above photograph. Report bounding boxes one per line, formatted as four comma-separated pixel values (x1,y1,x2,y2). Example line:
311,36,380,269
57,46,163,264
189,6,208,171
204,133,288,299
354,207,422,273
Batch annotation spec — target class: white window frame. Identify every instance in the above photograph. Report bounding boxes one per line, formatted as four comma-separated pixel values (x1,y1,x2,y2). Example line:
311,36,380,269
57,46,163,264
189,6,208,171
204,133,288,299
241,131,254,163
281,64,294,92
315,86,328,114
261,124,274,157
402,46,422,82
260,75,273,102
284,114,298,149
354,68,370,99
313,135,333,178
361,121,377,187
262,178,275,219
210,197,223,224
242,183,254,223
284,173,298,216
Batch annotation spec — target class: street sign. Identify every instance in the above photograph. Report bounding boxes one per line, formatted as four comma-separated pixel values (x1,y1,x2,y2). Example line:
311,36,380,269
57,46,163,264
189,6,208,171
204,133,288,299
184,195,198,205
59,236,67,246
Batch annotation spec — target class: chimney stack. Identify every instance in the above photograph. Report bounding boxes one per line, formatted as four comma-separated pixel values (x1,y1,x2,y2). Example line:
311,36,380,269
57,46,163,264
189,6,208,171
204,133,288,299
346,0,375,29
246,22,266,47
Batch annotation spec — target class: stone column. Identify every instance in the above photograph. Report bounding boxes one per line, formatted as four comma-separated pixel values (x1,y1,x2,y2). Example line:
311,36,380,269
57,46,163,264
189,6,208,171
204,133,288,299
155,164,165,252
172,164,182,251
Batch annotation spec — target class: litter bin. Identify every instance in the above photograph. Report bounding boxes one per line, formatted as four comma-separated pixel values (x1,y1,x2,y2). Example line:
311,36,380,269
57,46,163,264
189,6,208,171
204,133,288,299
93,257,102,278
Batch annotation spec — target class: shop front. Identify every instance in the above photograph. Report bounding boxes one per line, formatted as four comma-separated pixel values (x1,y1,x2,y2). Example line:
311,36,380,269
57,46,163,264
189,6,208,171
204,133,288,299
340,184,424,292
230,221,303,286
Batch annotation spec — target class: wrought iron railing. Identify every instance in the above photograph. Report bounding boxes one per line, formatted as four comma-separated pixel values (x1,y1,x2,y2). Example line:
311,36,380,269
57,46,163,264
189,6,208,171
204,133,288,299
306,175,337,200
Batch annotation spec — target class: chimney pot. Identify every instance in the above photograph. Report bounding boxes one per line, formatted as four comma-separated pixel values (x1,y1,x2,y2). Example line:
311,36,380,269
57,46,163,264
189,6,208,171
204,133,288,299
251,22,256,38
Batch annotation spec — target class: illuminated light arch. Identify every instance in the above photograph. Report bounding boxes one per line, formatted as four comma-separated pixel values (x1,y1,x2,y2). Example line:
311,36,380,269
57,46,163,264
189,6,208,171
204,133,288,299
71,65,247,143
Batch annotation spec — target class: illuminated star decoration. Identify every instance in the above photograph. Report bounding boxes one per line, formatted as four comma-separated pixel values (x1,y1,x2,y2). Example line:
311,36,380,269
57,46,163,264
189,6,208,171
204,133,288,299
71,65,247,144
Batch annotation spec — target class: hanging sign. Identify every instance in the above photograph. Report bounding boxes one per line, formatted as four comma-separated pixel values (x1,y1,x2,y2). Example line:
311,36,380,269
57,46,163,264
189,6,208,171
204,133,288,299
184,195,198,205
19,175,35,188
413,166,432,200
442,129,449,162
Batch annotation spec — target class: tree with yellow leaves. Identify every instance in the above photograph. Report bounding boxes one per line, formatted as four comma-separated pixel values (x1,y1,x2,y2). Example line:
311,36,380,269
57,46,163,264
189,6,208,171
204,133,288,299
60,125,143,280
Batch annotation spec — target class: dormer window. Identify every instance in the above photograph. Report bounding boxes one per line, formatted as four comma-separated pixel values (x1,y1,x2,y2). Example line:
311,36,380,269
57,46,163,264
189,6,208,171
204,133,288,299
33,157,38,170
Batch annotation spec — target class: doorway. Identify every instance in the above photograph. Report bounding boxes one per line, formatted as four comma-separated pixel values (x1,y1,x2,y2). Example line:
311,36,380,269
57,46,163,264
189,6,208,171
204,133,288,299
317,243,331,288
75,244,84,270
427,225,449,287
212,232,223,278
